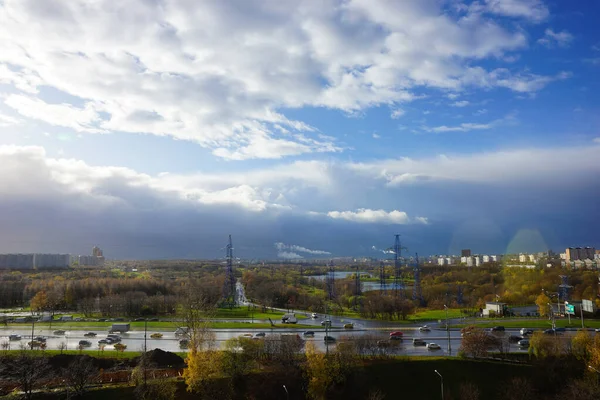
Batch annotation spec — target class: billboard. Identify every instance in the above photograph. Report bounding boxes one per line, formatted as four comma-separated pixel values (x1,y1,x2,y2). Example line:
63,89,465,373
582,299,594,313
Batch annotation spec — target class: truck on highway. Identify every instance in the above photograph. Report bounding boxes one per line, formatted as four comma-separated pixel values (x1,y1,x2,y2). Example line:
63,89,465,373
281,313,298,324
110,323,130,333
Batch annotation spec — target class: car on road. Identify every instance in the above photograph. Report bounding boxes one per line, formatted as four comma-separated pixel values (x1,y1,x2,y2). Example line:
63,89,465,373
311,313,318,319
413,338,427,346
84,332,97,337
596,328,600,333
254,332,266,337
343,323,354,329
53,330,66,335
321,320,332,327
74,318,82,322
389,335,402,341
427,343,441,350
78,340,92,347
107,334,121,343
389,331,403,337
241,333,253,338
150,333,163,339
543,329,556,335
34,336,46,342
554,327,566,333
8,334,21,341
98,339,110,345
518,339,530,348
324,336,336,343
490,326,505,332
303,331,315,337
419,325,431,332
520,328,534,336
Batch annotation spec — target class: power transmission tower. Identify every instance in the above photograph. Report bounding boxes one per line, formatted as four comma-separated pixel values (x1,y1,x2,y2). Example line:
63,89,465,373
558,275,572,301
393,234,405,298
222,234,236,307
379,261,387,294
326,259,335,300
412,253,423,305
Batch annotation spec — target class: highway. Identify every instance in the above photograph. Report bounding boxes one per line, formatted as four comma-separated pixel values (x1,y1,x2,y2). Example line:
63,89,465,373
1,324,577,355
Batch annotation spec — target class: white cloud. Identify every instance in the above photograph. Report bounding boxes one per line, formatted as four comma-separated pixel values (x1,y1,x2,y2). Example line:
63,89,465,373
391,109,405,119
372,133,381,139
0,0,561,159
482,0,549,22
451,100,470,107
474,109,488,116
4,95,103,133
446,93,460,100
274,242,330,255
538,29,574,48
348,145,600,186
428,122,493,133
0,112,21,127
593,137,600,144
327,208,411,225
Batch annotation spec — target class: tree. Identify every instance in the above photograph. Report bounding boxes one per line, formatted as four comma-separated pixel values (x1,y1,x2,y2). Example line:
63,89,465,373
1,353,51,400
460,382,480,400
30,290,49,313
571,329,593,361
497,377,535,400
62,356,98,398
535,293,551,317
304,341,335,400
459,326,497,358
529,331,562,359
183,348,225,397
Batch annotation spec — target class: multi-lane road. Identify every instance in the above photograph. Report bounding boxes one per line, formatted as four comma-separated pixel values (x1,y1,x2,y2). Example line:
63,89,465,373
2,322,581,356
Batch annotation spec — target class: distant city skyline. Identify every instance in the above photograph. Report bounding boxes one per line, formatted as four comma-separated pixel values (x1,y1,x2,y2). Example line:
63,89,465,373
0,1,599,259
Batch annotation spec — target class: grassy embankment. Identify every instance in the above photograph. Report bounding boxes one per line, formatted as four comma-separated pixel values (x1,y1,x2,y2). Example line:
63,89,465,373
452,317,600,329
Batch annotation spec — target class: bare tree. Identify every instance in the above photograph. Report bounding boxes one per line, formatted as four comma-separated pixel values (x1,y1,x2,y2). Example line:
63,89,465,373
1,353,51,400
62,356,99,398
58,341,67,354
459,382,480,400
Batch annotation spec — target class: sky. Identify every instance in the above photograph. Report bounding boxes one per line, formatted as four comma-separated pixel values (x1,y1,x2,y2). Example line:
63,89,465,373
0,0,599,260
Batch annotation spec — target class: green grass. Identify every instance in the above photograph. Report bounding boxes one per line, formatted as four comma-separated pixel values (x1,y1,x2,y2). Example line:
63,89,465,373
211,307,307,320
411,308,463,321
451,317,600,329
2,321,321,330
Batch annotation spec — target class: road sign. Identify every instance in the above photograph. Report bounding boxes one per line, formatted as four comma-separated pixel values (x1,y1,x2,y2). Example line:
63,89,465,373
565,304,575,315
582,299,594,313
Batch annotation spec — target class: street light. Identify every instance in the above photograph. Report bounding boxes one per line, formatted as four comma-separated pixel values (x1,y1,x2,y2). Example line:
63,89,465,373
434,370,444,400
283,385,289,400
444,305,451,355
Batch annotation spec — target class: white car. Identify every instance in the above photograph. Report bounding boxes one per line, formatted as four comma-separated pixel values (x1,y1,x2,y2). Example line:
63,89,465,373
595,328,600,333
419,325,431,332
427,343,441,350
311,313,318,319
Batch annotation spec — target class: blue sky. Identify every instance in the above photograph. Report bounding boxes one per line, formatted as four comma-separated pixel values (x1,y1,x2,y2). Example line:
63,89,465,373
0,0,599,259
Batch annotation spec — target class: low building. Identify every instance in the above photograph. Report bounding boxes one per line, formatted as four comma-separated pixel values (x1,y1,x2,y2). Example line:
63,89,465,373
483,302,507,317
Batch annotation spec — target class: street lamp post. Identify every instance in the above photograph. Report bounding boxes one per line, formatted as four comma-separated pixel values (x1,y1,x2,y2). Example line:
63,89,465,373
434,370,444,400
444,305,451,355
283,385,289,400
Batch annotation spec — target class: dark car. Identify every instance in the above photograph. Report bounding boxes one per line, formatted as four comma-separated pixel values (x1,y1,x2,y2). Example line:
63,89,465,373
554,327,566,333
324,336,336,343
413,338,427,346
543,329,556,335
490,326,505,332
